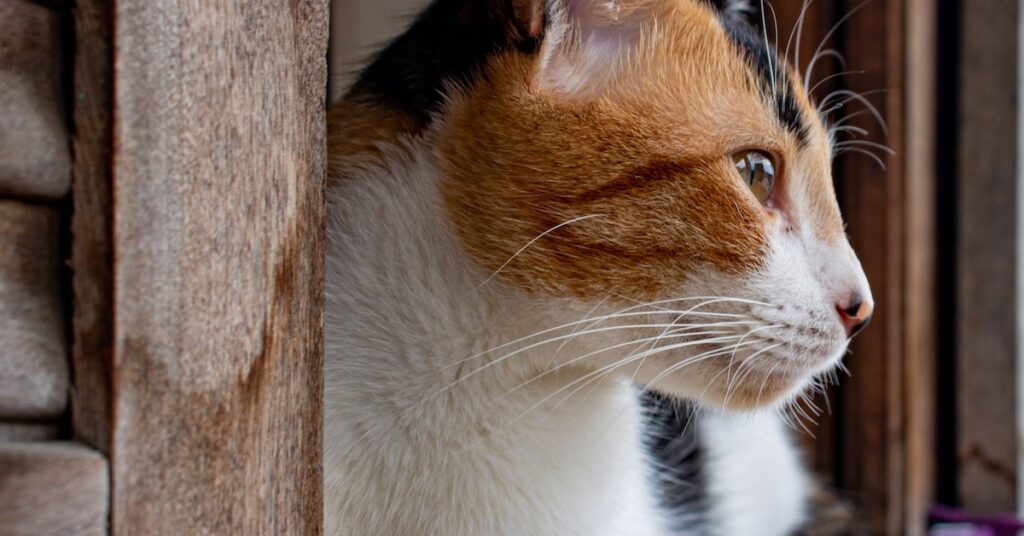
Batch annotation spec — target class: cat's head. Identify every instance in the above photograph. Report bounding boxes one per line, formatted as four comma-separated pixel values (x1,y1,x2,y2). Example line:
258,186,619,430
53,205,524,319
435,0,873,409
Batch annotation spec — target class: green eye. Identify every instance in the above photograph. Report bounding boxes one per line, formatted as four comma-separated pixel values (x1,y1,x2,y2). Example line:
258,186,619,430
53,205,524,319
732,150,776,203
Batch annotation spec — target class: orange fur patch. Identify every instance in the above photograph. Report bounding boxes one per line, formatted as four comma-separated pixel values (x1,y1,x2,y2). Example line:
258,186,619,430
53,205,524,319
438,0,843,300
326,0,848,299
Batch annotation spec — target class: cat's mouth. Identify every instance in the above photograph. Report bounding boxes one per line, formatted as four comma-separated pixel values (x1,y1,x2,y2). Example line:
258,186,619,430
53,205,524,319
630,307,851,410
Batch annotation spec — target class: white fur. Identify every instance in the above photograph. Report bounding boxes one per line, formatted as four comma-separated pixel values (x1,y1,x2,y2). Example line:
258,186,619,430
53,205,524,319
324,141,670,535
700,410,810,536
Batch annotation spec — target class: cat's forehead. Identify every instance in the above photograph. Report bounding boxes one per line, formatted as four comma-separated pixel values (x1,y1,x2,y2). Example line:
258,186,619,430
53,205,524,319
628,0,817,146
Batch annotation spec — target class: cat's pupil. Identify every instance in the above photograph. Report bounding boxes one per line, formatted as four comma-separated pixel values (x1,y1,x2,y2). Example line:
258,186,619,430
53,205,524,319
732,150,775,203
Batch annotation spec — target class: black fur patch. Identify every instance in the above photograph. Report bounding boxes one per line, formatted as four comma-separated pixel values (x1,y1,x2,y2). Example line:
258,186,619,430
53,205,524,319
348,0,540,127
642,391,710,531
716,8,811,145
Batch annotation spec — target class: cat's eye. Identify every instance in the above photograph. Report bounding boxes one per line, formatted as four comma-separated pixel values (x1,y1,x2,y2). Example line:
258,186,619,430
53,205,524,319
732,150,776,203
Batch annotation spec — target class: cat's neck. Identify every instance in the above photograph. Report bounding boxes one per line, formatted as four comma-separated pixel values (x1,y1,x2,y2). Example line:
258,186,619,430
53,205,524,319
323,139,669,535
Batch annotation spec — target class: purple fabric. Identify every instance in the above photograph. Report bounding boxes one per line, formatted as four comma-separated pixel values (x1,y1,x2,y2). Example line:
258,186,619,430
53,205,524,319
930,505,1024,536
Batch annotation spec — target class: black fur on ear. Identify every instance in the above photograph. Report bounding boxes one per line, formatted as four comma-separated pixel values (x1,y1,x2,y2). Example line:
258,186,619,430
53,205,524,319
348,0,548,127
705,0,753,19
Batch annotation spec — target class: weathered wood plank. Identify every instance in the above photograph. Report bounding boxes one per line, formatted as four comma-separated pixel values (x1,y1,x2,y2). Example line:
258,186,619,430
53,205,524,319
901,0,938,531
0,422,60,442
0,0,70,200
831,0,907,532
0,441,108,536
70,0,114,454
956,0,1019,513
0,201,68,419
110,1,327,534
831,0,905,528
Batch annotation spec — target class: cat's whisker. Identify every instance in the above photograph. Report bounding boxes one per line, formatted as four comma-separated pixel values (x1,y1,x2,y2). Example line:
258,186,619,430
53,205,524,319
809,69,865,97
803,48,846,90
506,340,753,430
830,109,870,128
756,360,785,408
442,295,764,371
444,310,757,376
758,0,777,102
806,0,872,88
786,0,814,75
819,88,889,133
834,139,896,155
497,332,746,400
723,342,784,407
828,124,869,137
787,398,817,436
608,291,777,310
835,146,887,169
723,326,785,404
625,303,770,386
765,0,782,98
474,213,604,290
551,296,610,361
442,322,744,395
643,338,766,389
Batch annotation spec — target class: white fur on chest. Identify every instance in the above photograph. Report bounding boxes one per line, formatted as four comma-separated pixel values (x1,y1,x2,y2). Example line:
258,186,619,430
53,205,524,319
323,142,669,535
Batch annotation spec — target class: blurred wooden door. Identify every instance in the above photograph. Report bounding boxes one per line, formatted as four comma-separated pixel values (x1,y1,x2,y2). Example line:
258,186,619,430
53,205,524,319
770,1,939,533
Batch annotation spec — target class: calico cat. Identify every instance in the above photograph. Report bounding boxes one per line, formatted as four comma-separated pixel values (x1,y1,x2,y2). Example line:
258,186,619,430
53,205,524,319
324,0,873,534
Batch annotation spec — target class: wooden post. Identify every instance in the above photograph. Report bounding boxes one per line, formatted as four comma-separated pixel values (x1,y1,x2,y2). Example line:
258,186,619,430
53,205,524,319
108,2,327,533
71,0,114,455
772,1,937,532
956,0,1019,513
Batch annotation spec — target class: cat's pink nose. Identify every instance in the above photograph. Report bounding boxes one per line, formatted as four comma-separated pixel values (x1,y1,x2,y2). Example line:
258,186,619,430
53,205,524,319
836,291,873,337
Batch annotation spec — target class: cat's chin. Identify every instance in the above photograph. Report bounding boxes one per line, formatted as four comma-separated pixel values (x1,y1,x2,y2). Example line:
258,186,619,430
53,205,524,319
644,349,844,411
700,370,811,410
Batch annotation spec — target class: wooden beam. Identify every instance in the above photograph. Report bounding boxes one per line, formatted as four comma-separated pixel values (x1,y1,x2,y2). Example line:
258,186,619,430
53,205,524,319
0,201,68,419
70,0,114,454
749,3,936,533
0,0,70,201
833,2,906,531
901,0,938,531
0,423,59,442
956,0,1019,513
109,1,328,533
0,442,108,536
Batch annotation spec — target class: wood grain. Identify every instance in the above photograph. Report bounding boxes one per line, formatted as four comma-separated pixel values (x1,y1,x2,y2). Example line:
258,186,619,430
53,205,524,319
833,2,905,530
0,0,70,200
0,423,60,442
110,1,327,534
772,0,936,532
901,0,938,531
956,0,1019,513
70,0,114,455
0,441,108,536
0,201,68,419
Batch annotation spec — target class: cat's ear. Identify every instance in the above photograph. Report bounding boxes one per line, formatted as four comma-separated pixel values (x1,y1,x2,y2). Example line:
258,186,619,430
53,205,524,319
531,0,654,96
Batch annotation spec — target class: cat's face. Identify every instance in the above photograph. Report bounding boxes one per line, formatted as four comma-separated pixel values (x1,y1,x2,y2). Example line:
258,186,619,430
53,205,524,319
438,0,872,409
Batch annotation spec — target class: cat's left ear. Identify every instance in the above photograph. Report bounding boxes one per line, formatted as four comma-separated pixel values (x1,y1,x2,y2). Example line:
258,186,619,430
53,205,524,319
527,0,655,96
